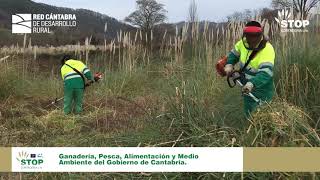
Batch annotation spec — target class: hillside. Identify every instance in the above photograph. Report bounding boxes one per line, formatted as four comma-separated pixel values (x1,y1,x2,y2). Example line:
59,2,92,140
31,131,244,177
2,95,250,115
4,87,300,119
0,0,135,46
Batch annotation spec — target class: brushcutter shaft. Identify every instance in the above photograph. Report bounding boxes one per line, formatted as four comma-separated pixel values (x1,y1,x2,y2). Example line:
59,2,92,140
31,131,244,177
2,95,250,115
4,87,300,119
235,79,261,104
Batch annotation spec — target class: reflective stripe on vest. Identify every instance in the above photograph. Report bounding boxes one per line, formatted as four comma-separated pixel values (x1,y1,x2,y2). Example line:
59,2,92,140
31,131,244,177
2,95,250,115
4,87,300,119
259,62,274,69
258,68,273,77
64,72,77,78
65,74,82,80
61,59,86,80
245,73,254,80
240,61,258,74
235,39,275,71
83,67,90,74
231,49,240,57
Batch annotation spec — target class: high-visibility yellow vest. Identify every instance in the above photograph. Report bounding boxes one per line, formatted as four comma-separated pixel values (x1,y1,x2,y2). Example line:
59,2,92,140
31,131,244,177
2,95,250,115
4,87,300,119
231,39,275,78
60,59,89,81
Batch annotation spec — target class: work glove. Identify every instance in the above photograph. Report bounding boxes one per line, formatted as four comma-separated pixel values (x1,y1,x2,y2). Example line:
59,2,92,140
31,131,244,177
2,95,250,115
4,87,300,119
242,82,254,94
94,72,103,82
85,79,95,87
224,64,234,76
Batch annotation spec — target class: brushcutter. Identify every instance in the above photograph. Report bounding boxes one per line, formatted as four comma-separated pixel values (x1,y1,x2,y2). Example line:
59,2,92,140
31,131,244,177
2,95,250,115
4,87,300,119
216,56,262,105
227,71,262,105
46,72,103,107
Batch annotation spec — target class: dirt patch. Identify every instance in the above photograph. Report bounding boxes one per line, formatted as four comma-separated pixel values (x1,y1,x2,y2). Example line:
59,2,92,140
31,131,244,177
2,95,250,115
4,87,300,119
83,96,159,132
1,94,161,133
0,96,59,119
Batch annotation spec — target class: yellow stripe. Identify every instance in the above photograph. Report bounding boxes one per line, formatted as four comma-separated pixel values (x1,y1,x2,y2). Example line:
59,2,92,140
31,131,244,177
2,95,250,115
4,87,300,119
0,147,11,172
244,148,320,172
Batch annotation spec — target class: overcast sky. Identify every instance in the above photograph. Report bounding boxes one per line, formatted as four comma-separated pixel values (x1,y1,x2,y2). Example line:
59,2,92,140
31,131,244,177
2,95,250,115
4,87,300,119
33,0,272,23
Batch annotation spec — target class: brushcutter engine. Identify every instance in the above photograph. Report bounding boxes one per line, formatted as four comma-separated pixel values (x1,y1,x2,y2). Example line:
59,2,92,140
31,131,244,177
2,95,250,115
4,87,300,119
215,56,228,77
215,57,262,104
85,72,103,87
94,72,103,82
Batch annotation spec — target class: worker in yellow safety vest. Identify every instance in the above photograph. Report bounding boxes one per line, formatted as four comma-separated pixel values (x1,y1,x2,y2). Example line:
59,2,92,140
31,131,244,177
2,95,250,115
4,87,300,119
60,55,93,115
224,21,276,117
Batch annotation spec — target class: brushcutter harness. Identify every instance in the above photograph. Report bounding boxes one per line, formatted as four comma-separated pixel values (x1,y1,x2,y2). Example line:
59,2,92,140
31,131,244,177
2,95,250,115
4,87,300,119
63,63,102,87
215,47,263,105
216,56,228,77
216,48,259,79
228,49,259,86
64,63,87,88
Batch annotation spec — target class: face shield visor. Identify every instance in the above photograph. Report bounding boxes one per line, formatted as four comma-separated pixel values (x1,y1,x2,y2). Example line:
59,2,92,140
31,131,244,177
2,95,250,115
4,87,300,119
242,26,264,51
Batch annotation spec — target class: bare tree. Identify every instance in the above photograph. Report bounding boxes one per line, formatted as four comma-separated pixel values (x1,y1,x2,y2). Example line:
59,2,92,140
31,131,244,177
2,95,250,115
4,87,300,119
272,0,320,19
244,9,254,20
188,0,198,23
227,10,254,22
125,0,167,33
260,8,278,22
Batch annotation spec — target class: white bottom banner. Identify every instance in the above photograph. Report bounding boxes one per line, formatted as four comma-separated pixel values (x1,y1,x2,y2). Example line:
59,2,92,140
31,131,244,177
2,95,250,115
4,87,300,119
11,147,243,172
